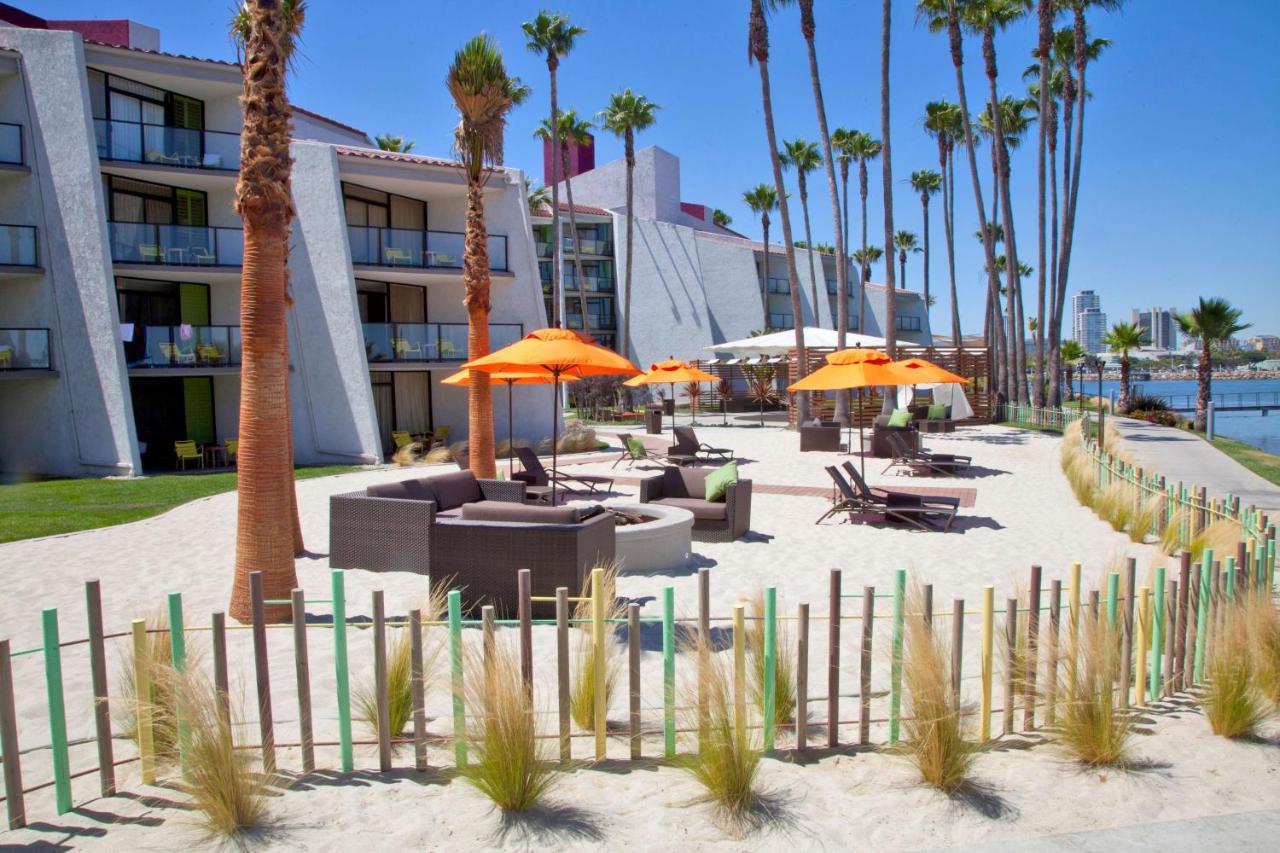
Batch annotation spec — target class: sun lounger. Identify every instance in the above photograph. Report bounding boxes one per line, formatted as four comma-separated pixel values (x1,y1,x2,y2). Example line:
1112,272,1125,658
612,432,661,469
513,446,614,494
670,425,734,463
881,431,972,477
815,463,958,531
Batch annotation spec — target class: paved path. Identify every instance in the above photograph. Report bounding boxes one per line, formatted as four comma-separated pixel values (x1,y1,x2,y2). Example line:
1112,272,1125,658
934,807,1280,852
1109,417,1280,515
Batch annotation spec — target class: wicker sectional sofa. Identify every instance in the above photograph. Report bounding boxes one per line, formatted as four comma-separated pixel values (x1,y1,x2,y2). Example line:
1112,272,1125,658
329,470,615,615
637,466,752,542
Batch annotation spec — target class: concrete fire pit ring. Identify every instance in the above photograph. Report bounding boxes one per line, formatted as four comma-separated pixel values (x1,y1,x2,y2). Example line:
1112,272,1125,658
608,502,694,574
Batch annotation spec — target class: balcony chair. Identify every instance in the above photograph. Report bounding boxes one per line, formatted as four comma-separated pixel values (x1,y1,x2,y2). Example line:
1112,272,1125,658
174,440,203,470
438,339,460,359
139,244,164,263
159,342,196,366
392,431,414,450
201,153,224,169
189,246,215,265
432,425,452,449
0,348,12,369
197,344,225,365
392,337,422,359
383,247,413,266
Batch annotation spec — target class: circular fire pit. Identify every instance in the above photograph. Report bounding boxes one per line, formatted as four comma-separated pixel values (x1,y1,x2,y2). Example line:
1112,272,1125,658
608,502,694,574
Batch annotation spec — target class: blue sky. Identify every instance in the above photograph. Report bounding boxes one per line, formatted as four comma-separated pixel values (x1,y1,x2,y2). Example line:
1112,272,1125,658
32,0,1280,337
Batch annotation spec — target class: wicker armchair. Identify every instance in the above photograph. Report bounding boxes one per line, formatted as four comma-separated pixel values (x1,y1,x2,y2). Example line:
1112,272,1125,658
638,466,752,542
799,422,844,452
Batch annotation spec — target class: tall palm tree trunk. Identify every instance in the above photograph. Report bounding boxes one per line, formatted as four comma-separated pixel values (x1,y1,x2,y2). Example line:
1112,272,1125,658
548,65,562,327
1195,340,1211,431
798,174,818,326
920,192,931,306
857,160,869,333
1033,0,1051,407
622,130,635,362
984,28,1024,405
1118,354,1131,413
1047,104,1062,403
841,162,851,262
1052,67,1077,402
463,179,497,478
760,218,771,325
560,142,591,330
945,146,960,346
879,0,896,360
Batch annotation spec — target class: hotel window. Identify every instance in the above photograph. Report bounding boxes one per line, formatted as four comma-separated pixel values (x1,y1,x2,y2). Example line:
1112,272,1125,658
896,316,922,332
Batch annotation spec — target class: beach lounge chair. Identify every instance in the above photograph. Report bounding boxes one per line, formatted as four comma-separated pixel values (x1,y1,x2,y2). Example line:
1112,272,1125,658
816,463,958,531
670,425,734,463
512,446,614,495
611,432,660,469
882,431,972,476
174,440,203,470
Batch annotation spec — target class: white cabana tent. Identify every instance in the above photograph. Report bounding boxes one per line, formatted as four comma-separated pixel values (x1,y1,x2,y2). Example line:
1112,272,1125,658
706,327,889,358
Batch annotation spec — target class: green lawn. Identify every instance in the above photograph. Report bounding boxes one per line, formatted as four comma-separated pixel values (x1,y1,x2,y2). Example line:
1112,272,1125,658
0,465,358,545
1206,435,1280,488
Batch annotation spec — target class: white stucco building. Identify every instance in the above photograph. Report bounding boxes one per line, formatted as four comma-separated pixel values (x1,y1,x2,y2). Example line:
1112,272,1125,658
0,7,549,476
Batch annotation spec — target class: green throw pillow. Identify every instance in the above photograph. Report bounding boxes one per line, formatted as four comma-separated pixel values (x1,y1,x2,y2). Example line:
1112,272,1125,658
625,436,646,457
704,460,738,502
888,409,913,428
927,404,948,420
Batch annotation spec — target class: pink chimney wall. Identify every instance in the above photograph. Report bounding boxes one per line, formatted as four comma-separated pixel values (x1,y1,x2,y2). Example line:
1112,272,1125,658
680,202,708,222
542,132,596,186
49,19,133,47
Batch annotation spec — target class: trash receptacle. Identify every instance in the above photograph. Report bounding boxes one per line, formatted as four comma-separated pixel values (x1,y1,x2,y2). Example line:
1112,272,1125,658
645,406,664,434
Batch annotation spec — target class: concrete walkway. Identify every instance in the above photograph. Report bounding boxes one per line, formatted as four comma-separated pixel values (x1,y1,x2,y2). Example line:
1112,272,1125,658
935,807,1280,852
1109,417,1280,515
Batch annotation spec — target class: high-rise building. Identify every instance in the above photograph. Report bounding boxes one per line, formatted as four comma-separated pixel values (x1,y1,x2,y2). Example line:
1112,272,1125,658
1245,335,1280,352
1072,290,1107,354
1131,306,1179,350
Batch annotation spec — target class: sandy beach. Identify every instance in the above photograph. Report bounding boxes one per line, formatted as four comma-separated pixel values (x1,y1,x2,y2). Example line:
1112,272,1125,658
1,422,1277,850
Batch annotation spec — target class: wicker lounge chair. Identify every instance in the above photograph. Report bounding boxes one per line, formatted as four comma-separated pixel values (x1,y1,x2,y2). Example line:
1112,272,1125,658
816,463,958,531
669,425,734,463
799,421,844,452
638,465,752,542
882,431,972,476
512,446,615,494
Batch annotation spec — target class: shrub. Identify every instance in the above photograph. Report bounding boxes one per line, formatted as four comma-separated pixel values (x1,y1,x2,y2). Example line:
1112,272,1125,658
1245,597,1280,709
746,591,796,726
1057,615,1133,766
900,595,974,791
1126,392,1171,413
392,441,428,466
424,444,456,464
570,562,626,731
354,586,449,743
1185,519,1244,563
1128,497,1162,544
1203,604,1268,738
1095,483,1134,533
464,640,557,812
1129,410,1179,427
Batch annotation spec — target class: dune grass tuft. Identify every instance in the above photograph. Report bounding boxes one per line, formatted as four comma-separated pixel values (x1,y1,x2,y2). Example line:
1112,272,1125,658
677,635,760,823
1057,614,1132,767
746,590,796,726
1245,597,1280,709
117,615,199,765
464,639,557,812
1203,603,1269,738
1095,483,1134,533
899,592,974,791
354,585,449,743
1129,497,1161,544
570,562,625,731
1185,519,1244,563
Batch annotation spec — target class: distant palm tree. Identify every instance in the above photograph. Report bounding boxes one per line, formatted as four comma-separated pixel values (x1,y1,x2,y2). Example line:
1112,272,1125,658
1060,339,1085,401
851,245,884,311
878,0,899,363
894,231,921,292
523,10,585,328
447,33,528,477
712,208,733,228
748,0,808,420
848,131,882,333
534,109,593,329
1103,322,1143,413
924,100,963,346
374,133,415,153
909,169,942,308
743,183,779,326
781,138,823,323
831,127,855,252
1177,298,1250,431
525,178,550,214
598,89,658,361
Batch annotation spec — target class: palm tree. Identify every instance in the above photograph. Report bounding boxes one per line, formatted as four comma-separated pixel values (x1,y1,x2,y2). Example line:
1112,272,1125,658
848,131,882,333
533,109,593,329
743,183,779,326
924,101,963,346
374,133,415,153
228,0,306,624
780,138,823,324
447,34,527,478
918,0,1009,401
893,231,921,292
831,127,855,253
523,10,585,328
1060,338,1085,401
525,178,550,214
1102,321,1142,413
598,89,658,362
879,0,899,366
909,170,942,308
749,0,808,421
1031,0,1053,407
851,245,884,301
1177,298,1250,431
712,208,733,228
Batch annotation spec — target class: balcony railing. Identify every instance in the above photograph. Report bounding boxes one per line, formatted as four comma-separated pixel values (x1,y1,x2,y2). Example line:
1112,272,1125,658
94,119,240,171
127,325,242,368
363,322,523,363
565,274,616,293
0,123,23,166
108,222,244,267
564,237,612,256
566,313,618,332
347,226,508,272
767,313,793,329
0,328,51,370
766,279,790,295
536,241,552,258
0,225,38,266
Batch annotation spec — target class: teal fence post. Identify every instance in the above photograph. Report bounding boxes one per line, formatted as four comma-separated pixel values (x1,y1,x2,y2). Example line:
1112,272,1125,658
763,586,777,751
448,589,466,768
1193,549,1213,683
41,608,71,815
1149,567,1166,698
1224,556,1236,601
167,592,188,770
1106,573,1119,629
662,586,676,758
331,569,353,772
889,569,906,744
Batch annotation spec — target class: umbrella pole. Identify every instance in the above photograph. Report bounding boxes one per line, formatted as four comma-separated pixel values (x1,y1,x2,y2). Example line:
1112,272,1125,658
859,389,866,481
670,382,676,439
507,379,515,479
551,371,560,505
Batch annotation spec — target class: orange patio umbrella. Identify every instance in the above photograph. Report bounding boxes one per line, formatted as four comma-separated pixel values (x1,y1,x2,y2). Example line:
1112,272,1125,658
890,357,967,385
624,358,719,437
463,327,640,503
442,368,578,477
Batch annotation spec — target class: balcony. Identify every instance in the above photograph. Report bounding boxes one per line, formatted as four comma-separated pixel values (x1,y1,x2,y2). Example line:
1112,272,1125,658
109,222,243,268
363,322,523,364
766,279,790,295
0,225,39,271
566,313,618,332
564,274,616,293
126,325,242,369
0,122,24,167
563,237,612,256
767,313,793,330
95,119,240,171
348,226,508,272
0,328,52,372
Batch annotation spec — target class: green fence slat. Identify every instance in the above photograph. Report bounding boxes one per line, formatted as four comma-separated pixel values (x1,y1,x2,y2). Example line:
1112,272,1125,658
331,569,353,772
448,589,466,768
1149,567,1166,698
889,569,906,744
662,586,676,758
41,608,71,815
763,586,777,751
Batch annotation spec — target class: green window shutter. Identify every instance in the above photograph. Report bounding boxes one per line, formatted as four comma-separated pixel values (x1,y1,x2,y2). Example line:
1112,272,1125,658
183,378,215,445
175,189,207,227
179,283,210,325
169,95,205,130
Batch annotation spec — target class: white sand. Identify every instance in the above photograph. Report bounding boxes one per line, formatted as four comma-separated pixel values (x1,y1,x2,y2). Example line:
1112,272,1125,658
1,422,1277,849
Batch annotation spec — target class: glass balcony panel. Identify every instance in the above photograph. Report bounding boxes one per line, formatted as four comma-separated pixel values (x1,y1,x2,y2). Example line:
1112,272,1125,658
487,235,508,271
363,322,394,362
108,222,242,266
0,123,22,165
348,225,380,266
0,328,50,369
490,324,523,350
134,325,240,367
392,323,437,361
426,231,464,268
94,119,240,170
0,225,37,266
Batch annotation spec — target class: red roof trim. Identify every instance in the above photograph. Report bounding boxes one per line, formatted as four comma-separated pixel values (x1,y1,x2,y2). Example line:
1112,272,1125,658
334,145,464,169
532,201,612,217
83,37,239,68
293,106,368,140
